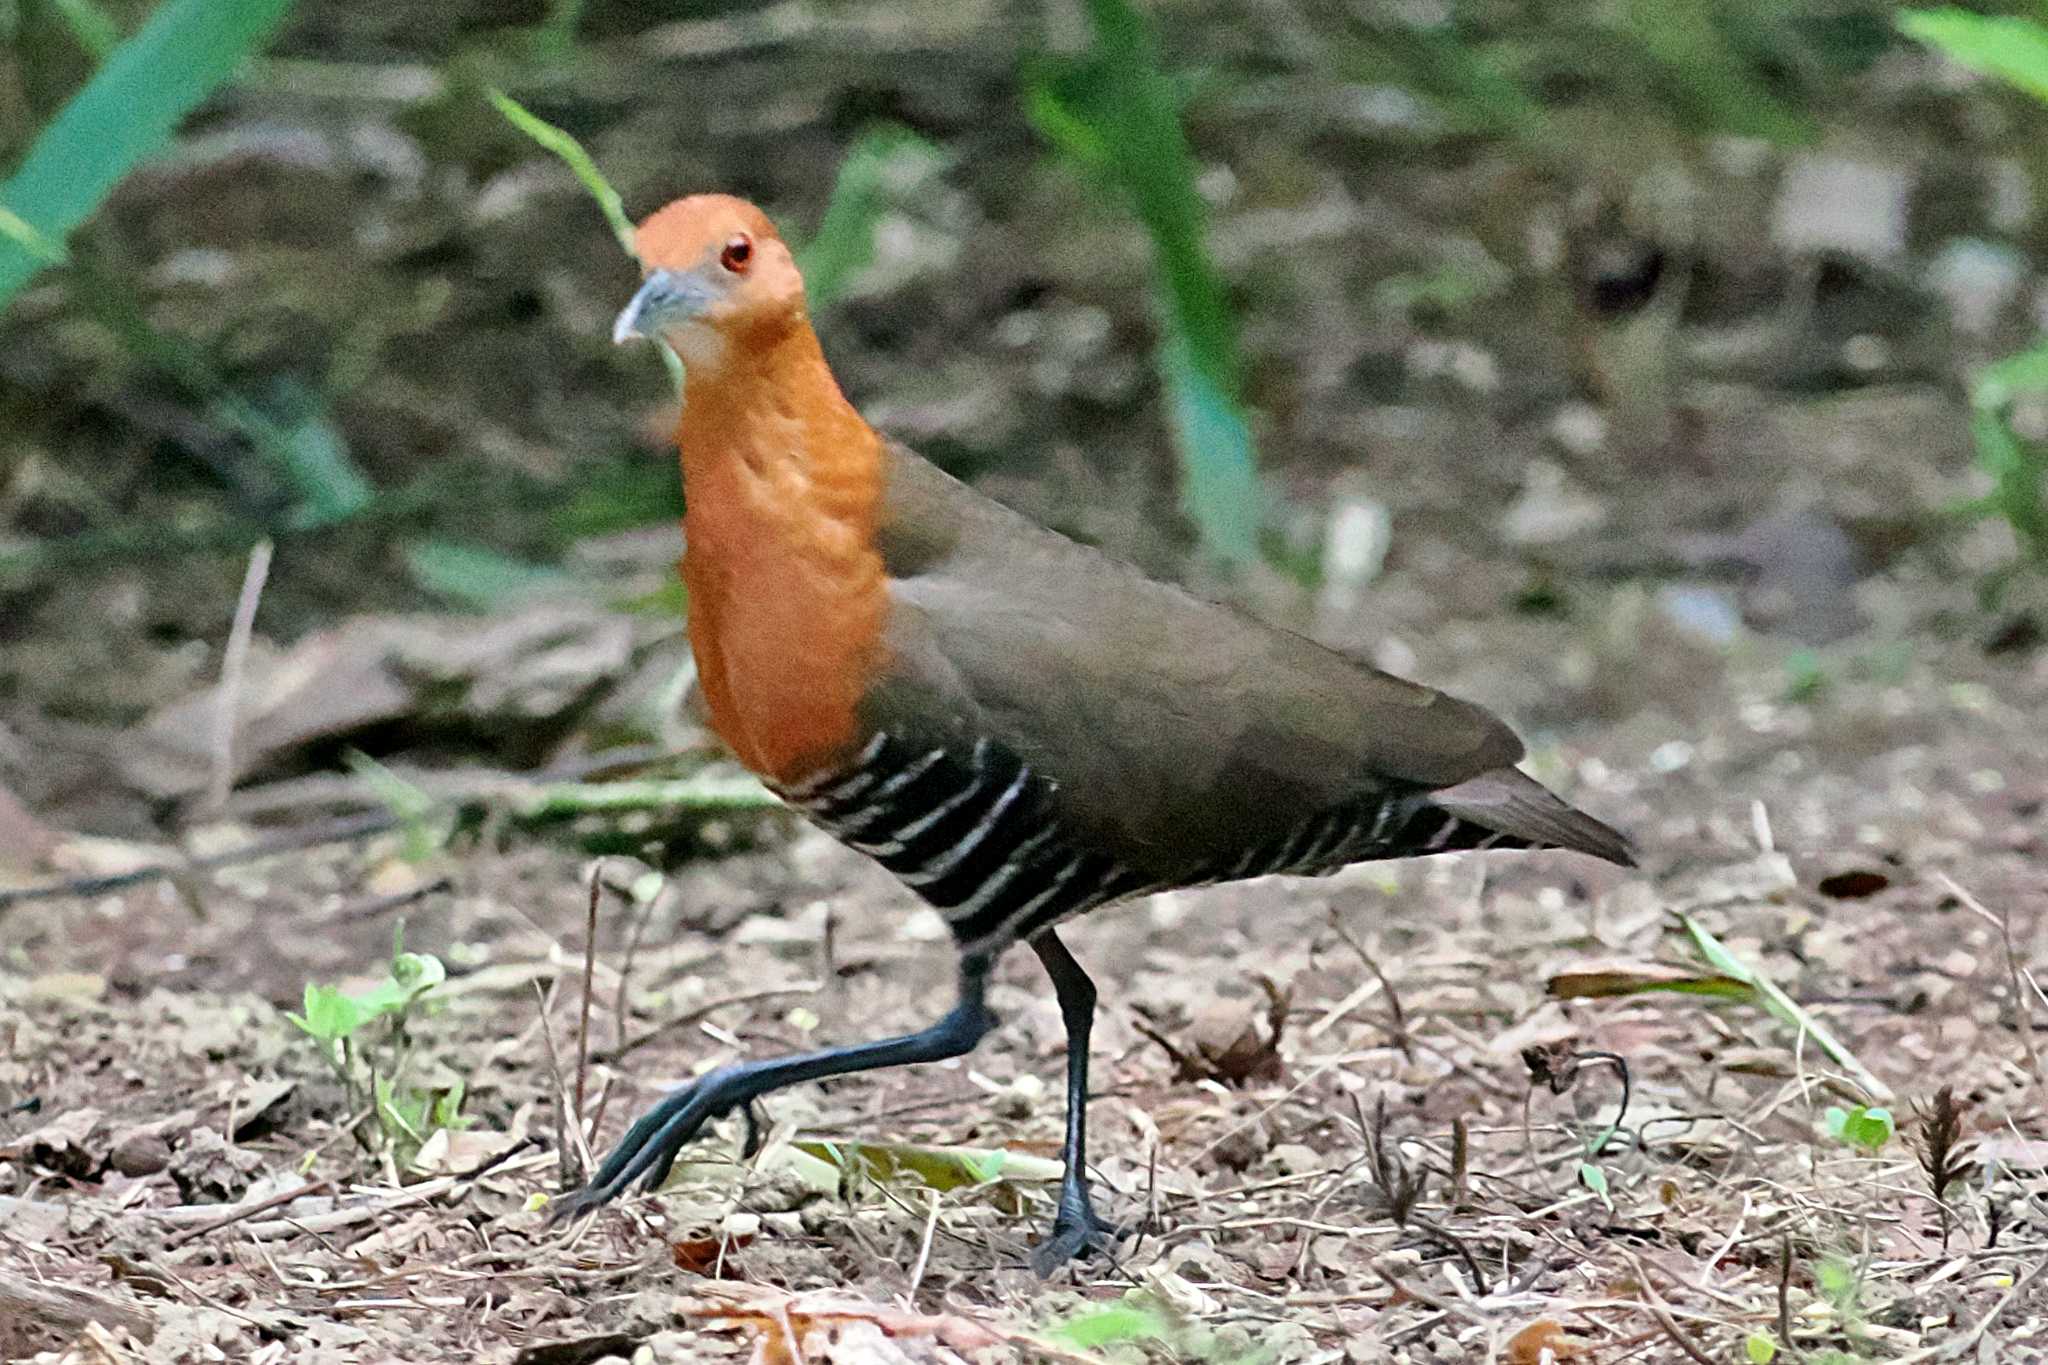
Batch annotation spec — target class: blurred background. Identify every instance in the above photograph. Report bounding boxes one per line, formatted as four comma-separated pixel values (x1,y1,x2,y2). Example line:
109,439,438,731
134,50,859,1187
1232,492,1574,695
6,0,2048,949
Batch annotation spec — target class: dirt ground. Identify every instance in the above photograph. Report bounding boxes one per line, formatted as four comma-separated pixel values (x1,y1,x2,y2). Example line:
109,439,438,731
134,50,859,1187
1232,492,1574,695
7,2,2048,1361
5,618,2048,1364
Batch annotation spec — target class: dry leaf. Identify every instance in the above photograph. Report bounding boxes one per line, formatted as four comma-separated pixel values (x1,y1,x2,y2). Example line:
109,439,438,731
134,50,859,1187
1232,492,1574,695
1507,1317,1591,1362
1547,961,1751,1000
674,1284,1004,1358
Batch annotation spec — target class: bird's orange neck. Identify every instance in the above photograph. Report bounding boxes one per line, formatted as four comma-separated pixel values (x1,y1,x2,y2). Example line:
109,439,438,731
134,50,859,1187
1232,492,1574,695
676,320,889,785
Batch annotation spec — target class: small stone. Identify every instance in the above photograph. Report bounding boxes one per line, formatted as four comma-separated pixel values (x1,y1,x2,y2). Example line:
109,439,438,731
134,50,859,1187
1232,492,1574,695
1772,152,1910,263
1268,1142,1321,1175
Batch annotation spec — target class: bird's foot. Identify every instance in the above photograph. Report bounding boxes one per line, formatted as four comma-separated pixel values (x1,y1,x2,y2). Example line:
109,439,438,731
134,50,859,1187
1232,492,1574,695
1029,1189,1126,1277
548,1067,751,1225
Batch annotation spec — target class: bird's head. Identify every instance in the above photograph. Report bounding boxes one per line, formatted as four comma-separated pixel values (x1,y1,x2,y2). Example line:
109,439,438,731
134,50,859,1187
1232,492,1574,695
613,194,805,371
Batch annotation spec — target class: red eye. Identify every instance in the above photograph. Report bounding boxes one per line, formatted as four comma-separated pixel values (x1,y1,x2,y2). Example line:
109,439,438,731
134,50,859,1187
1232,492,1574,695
720,235,753,272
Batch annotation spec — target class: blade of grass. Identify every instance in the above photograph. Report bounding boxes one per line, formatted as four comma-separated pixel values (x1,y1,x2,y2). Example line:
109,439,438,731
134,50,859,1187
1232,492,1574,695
1679,914,1891,1100
47,0,122,61
795,125,942,310
0,0,301,309
405,540,572,608
486,87,632,253
1900,9,2048,103
1027,0,1263,568
488,86,684,397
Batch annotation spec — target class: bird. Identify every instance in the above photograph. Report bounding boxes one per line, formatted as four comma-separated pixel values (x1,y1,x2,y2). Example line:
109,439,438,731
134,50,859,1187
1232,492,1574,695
555,192,1634,1273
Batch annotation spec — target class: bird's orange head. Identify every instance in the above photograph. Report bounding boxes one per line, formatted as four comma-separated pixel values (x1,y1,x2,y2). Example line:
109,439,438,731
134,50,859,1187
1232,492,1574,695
613,194,807,371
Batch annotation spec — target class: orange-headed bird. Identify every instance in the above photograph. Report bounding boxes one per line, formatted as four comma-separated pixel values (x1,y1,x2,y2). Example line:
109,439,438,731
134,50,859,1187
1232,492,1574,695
558,194,1632,1273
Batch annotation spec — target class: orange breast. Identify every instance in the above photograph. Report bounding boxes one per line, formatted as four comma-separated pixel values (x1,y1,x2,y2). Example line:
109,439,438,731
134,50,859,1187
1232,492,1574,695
678,422,888,786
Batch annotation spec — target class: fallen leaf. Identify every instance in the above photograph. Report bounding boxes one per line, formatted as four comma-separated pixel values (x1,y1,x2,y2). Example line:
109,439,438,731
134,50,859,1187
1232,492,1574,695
26,972,108,1004
673,1284,1004,1356
168,1128,264,1203
1508,1317,1591,1362
5,1107,109,1178
219,1078,297,1139
1548,961,1752,1000
791,1137,1062,1210
409,1126,523,1175
510,1333,641,1365
1135,975,1291,1086
670,1229,755,1276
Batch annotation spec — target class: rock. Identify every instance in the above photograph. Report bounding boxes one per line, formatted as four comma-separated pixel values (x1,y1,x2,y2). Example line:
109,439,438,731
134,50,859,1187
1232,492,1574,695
1772,152,1910,264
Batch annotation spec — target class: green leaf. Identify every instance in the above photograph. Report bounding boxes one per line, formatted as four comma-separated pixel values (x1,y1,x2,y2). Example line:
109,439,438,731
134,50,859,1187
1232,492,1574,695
1158,335,1261,567
1900,9,2048,104
791,1138,1062,1193
346,751,446,861
1824,1104,1895,1153
1026,0,1263,569
405,540,569,608
1679,914,1891,1102
1548,964,1755,1000
489,86,684,395
289,983,371,1042
1746,1332,1779,1364
47,0,121,61
213,384,373,529
1046,1302,1176,1350
0,0,302,309
485,87,631,253
1577,1161,1612,1207
1973,341,2048,410
796,125,943,311
390,949,446,998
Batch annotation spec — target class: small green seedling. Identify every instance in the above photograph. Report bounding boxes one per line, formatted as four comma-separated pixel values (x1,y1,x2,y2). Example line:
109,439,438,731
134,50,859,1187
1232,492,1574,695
288,926,446,1056
289,925,461,1162
1824,1104,1895,1154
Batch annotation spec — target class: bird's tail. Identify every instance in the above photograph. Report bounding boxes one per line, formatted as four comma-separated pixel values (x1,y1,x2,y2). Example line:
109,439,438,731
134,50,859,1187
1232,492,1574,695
1429,766,1636,867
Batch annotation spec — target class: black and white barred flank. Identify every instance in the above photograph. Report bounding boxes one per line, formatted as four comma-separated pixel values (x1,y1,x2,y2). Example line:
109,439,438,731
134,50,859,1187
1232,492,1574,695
779,735,1148,960
778,733,1528,959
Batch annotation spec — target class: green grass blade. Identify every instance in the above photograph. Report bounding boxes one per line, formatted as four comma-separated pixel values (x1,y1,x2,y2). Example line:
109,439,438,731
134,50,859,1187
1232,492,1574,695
1679,914,1891,1100
1159,336,1261,567
488,87,684,395
404,540,571,608
1028,0,1263,568
47,0,122,61
1973,340,2048,409
1900,9,2048,103
797,125,941,310
485,88,632,253
0,0,301,310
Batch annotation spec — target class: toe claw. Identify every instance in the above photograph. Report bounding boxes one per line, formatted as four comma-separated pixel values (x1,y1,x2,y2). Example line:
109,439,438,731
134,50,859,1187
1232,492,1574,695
1028,1205,1125,1277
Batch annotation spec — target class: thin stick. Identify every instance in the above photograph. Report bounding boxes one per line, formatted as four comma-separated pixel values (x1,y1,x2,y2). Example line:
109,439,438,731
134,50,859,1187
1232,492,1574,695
1328,908,1412,1060
535,981,591,1181
575,862,603,1149
0,810,394,914
165,1179,333,1249
208,538,273,812
1623,1253,1720,1365
1778,1234,1803,1363
1939,872,2043,1089
595,984,820,1064
906,1190,941,1300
